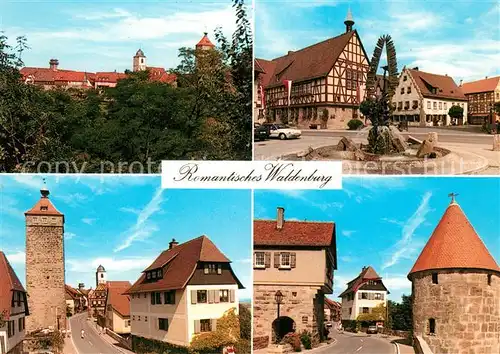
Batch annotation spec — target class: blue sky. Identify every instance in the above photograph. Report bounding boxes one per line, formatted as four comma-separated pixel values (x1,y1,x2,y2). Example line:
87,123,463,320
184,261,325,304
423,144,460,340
0,175,252,300
254,177,500,303
1,0,240,72
255,0,500,82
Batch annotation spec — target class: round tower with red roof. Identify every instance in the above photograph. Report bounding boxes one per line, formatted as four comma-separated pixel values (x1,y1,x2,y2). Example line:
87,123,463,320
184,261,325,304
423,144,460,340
196,32,215,51
408,195,499,354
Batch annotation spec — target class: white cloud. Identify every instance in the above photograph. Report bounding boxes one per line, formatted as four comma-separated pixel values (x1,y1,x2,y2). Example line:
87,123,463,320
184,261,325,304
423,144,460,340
340,256,356,263
114,188,164,252
119,207,140,214
6,251,25,265
383,274,412,291
382,192,432,270
67,256,154,273
74,8,132,21
82,218,96,225
57,192,88,206
64,232,76,240
341,230,355,237
235,258,252,264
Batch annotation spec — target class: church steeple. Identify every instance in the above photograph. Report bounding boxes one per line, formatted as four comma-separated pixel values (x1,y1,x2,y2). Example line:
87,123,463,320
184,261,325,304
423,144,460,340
344,7,355,33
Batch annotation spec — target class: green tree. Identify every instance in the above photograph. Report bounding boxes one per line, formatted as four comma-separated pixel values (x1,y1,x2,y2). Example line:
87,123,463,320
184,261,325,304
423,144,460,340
190,308,240,352
239,304,251,340
448,105,464,120
388,294,412,331
356,303,387,322
493,102,500,116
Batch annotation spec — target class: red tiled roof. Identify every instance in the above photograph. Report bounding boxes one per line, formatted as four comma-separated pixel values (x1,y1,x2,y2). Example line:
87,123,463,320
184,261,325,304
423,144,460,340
147,67,177,84
25,195,63,216
196,33,215,48
255,59,277,88
0,251,26,320
107,281,131,317
125,236,231,294
254,220,335,247
339,266,384,297
95,72,128,83
409,202,500,277
408,69,467,101
461,76,500,94
325,297,341,309
258,31,356,88
65,285,81,300
20,67,94,84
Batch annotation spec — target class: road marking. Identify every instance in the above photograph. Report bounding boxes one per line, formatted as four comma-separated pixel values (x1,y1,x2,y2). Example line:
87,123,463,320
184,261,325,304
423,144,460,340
356,346,363,352
88,341,93,346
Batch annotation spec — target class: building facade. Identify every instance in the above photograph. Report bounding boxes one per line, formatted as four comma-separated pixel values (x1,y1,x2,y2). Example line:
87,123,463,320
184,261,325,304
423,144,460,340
461,76,500,125
105,281,132,335
25,187,66,332
255,10,370,128
253,207,337,350
88,266,108,320
408,197,500,354
339,266,388,324
392,67,468,126
125,236,243,348
0,252,29,354
65,285,84,316
324,298,341,323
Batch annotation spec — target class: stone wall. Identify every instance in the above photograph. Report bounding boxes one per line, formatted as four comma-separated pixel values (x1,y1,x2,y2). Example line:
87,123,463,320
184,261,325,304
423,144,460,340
253,284,324,348
411,269,500,354
26,215,66,332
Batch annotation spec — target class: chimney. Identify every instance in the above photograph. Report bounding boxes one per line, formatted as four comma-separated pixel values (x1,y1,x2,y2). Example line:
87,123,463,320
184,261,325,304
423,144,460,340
169,238,179,249
459,79,463,86
287,51,294,56
362,266,367,272
49,58,59,71
78,283,85,290
485,76,488,79
276,207,285,229
413,67,419,71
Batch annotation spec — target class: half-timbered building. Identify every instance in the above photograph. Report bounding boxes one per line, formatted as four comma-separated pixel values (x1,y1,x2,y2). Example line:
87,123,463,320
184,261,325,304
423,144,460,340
254,9,370,129
461,76,500,125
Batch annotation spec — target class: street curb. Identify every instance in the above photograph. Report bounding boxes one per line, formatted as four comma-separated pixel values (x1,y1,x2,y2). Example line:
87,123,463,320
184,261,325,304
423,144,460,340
306,338,337,353
394,341,401,354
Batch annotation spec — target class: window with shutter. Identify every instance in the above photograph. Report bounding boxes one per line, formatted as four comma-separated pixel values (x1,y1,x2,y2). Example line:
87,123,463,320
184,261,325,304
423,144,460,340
197,290,207,303
279,252,291,269
200,319,212,332
219,290,228,303
254,252,265,268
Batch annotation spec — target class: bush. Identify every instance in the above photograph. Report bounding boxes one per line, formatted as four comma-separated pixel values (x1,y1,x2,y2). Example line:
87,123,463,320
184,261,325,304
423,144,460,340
282,332,301,352
132,335,189,353
300,330,312,349
235,338,251,354
347,119,364,130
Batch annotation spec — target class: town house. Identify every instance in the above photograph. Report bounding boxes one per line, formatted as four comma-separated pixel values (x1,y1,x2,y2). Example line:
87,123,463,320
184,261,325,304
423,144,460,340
105,281,132,335
339,266,389,325
255,10,370,128
253,207,337,350
0,251,29,354
461,76,500,125
125,236,244,348
391,67,468,126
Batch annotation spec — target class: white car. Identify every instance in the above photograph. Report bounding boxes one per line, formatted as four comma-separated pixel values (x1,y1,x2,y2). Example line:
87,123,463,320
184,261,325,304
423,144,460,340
265,124,302,140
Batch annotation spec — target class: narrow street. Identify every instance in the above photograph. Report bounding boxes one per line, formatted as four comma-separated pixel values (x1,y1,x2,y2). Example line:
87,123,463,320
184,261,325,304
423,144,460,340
69,313,128,354
318,330,395,354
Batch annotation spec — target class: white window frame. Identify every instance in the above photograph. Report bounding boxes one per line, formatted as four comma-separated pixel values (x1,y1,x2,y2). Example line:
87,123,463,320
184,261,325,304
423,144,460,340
254,252,265,268
279,253,291,269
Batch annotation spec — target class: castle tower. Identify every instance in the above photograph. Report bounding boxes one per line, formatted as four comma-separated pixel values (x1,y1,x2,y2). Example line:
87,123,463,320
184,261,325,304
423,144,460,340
96,264,107,286
133,48,147,72
408,195,500,354
25,186,66,332
196,32,215,51
344,7,355,33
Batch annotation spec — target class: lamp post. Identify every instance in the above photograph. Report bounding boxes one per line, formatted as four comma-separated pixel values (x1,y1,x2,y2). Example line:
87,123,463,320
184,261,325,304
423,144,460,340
274,290,284,344
275,290,283,318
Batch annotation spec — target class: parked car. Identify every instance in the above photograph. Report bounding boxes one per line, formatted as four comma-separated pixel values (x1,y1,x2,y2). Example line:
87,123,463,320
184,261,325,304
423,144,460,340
253,123,270,141
263,123,302,140
367,325,378,334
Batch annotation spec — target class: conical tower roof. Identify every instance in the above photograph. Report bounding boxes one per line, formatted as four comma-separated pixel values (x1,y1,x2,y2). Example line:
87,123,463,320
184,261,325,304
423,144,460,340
345,7,354,24
25,188,63,216
408,200,499,278
196,32,215,48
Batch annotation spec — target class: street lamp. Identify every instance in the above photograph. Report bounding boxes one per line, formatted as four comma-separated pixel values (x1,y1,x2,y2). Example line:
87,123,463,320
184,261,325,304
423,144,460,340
275,290,284,318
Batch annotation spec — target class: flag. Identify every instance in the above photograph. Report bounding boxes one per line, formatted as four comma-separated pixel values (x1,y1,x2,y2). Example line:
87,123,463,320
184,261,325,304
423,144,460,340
283,80,293,106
